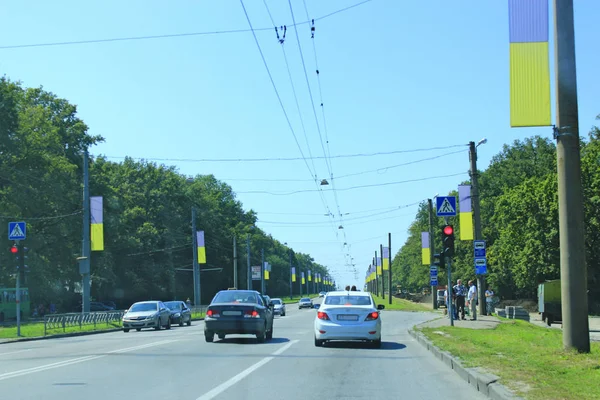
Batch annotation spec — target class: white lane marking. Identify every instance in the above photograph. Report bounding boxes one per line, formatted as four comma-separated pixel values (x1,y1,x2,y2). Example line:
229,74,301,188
0,339,177,381
0,349,32,357
196,340,299,400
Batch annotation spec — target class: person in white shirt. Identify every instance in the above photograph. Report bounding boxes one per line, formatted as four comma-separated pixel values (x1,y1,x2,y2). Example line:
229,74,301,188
467,280,477,321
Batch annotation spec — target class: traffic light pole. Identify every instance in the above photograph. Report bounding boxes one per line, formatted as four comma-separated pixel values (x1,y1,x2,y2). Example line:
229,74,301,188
447,255,454,327
16,241,24,336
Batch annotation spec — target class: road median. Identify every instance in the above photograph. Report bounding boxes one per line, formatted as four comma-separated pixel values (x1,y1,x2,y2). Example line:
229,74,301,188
410,315,600,400
0,312,205,345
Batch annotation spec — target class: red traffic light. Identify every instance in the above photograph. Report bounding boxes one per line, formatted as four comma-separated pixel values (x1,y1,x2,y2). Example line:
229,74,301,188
443,225,454,236
10,245,19,254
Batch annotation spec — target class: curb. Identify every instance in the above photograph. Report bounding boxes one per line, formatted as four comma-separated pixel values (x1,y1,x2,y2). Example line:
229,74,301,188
0,317,205,345
408,328,524,400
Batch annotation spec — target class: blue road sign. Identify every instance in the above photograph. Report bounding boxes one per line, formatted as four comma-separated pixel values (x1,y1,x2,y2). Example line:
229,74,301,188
436,196,457,217
430,277,438,286
474,240,486,258
430,266,438,278
8,221,26,240
475,258,487,275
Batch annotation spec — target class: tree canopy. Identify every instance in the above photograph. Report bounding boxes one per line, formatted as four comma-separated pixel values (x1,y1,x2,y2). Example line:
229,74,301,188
391,122,600,308
0,77,331,311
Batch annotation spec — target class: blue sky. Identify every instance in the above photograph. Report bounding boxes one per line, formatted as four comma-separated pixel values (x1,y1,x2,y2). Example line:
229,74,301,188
2,0,599,289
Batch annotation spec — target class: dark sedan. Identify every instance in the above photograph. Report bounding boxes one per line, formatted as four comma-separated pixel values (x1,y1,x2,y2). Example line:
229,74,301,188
204,290,274,343
164,300,192,326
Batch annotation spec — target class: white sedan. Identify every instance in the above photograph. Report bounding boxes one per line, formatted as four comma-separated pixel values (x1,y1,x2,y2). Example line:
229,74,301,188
313,291,385,348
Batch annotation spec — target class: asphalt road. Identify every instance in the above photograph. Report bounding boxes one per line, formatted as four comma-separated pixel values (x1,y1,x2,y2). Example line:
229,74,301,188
0,300,485,400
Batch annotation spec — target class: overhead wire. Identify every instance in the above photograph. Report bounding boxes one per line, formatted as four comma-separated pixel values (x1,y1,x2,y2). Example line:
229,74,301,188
235,171,467,195
261,0,335,231
0,0,373,50
239,0,338,239
98,144,468,163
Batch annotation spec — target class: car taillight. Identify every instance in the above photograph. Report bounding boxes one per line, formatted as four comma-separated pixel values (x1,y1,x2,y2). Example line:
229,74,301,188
207,309,220,318
244,309,260,318
317,311,330,320
365,311,379,321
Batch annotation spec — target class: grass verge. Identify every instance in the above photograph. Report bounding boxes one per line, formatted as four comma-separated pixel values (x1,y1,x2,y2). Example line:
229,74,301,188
419,319,600,400
372,294,431,312
0,321,121,339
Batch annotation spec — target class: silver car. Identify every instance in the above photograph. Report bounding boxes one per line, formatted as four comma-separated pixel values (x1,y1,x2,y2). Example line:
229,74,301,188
122,301,172,332
271,298,286,316
298,297,313,309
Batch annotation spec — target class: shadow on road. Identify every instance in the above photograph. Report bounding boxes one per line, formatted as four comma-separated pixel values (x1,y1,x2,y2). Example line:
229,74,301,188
323,341,406,350
214,337,290,345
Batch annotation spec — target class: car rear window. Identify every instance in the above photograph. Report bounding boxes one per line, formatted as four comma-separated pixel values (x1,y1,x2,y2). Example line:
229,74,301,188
271,299,282,304
300,298,310,302
324,295,372,306
212,291,259,304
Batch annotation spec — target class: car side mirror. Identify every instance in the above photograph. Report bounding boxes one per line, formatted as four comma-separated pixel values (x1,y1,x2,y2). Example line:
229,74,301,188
313,304,320,309
377,304,385,310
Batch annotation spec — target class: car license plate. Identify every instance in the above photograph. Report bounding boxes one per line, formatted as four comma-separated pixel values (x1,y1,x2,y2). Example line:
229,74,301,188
222,311,242,316
337,315,358,321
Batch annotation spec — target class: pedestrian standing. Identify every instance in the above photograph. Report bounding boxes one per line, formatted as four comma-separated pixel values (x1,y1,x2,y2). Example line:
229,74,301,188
467,280,477,321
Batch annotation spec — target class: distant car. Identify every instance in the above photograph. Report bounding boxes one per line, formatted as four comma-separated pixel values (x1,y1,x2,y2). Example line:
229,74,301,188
164,300,192,326
204,290,274,342
313,291,385,348
298,297,313,309
122,301,171,332
319,292,326,298
271,298,286,316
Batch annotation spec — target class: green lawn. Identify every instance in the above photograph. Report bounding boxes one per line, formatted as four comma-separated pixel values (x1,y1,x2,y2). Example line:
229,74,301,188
419,319,600,400
371,294,431,312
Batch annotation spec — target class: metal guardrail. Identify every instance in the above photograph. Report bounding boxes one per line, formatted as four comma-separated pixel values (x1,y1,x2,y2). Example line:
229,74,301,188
43,310,125,336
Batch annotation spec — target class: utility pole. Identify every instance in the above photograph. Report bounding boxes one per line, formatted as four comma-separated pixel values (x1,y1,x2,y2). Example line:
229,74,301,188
261,248,265,294
289,251,293,299
191,207,200,306
246,233,251,290
388,233,392,305
469,141,485,315
81,148,91,313
233,236,238,289
374,251,379,297
380,244,385,300
554,0,589,352
428,199,437,309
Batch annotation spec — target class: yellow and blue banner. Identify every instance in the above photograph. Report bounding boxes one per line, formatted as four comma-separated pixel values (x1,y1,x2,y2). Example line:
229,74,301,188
382,247,390,271
376,257,382,276
197,231,206,264
90,196,104,251
291,267,296,282
509,0,551,127
301,271,305,285
421,232,430,265
264,262,270,280
308,270,311,282
458,185,474,240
